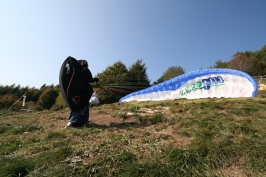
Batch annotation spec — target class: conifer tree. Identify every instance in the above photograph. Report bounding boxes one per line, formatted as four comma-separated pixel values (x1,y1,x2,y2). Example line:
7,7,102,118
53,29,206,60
127,59,150,90
96,61,128,103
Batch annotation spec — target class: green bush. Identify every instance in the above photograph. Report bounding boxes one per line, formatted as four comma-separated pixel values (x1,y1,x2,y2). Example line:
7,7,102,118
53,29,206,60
0,94,16,109
36,88,58,110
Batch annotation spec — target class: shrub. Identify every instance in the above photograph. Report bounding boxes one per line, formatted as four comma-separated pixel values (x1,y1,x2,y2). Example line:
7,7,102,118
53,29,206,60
36,88,58,110
0,94,16,109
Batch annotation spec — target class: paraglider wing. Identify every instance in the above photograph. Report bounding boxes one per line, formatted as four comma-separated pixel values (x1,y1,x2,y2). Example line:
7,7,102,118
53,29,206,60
59,56,78,111
119,69,258,102
59,56,93,112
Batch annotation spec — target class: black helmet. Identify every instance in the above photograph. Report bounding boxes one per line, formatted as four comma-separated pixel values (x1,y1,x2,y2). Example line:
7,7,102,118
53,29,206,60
78,60,88,68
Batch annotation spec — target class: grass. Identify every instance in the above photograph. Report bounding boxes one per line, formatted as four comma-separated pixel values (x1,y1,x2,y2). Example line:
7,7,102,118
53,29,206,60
0,90,266,177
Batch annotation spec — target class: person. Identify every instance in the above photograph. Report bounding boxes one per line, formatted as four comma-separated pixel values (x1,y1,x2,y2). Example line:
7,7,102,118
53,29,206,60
65,59,99,128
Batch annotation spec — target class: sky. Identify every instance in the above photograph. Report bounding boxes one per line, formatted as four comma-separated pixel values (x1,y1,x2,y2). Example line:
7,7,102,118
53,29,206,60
1,0,266,89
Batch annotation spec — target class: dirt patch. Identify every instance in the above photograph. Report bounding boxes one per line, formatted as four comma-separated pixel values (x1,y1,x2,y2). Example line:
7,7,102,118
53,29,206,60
36,107,193,150
89,110,124,126
53,109,130,128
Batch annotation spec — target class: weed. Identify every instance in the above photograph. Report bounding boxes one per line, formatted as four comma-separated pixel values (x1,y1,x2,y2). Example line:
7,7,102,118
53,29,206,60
126,105,139,112
0,125,12,134
138,113,166,125
97,109,107,114
9,125,43,135
178,130,192,137
0,156,35,177
0,138,22,155
45,132,67,140
169,105,179,114
27,137,40,143
36,147,72,162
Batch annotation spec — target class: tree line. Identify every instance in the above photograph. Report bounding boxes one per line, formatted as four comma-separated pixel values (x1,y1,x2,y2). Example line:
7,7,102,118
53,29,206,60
1,44,266,111
209,45,266,76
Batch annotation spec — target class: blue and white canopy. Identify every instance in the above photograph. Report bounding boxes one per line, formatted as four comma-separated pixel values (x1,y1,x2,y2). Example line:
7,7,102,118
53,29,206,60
119,69,258,102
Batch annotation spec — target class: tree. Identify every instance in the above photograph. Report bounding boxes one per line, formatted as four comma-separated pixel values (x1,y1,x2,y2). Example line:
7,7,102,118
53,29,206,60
209,59,228,68
127,59,150,90
254,44,266,61
50,90,68,111
0,94,16,109
96,61,129,103
227,51,260,75
153,66,185,85
26,87,41,102
253,44,266,75
36,87,58,110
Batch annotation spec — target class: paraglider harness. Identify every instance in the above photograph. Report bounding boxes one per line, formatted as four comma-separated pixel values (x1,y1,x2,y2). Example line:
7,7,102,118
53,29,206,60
59,56,95,117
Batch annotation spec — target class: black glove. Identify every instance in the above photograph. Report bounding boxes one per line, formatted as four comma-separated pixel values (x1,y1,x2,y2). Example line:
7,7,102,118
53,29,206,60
93,78,99,82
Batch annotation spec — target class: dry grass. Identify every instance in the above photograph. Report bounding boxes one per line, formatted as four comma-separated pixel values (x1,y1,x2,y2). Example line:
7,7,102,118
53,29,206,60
0,91,266,177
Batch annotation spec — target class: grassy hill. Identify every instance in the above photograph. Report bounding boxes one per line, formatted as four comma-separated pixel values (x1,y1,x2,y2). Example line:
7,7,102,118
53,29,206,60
0,91,266,177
